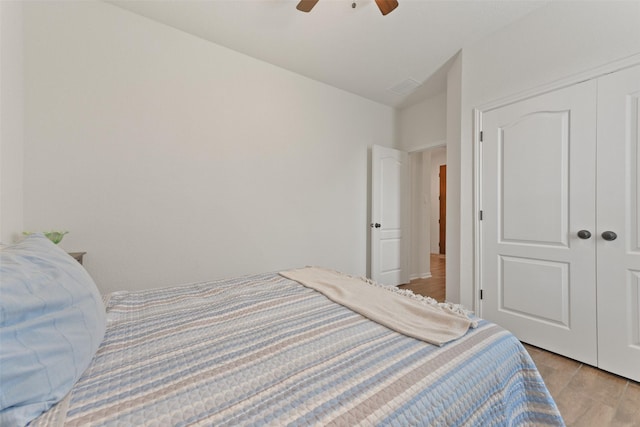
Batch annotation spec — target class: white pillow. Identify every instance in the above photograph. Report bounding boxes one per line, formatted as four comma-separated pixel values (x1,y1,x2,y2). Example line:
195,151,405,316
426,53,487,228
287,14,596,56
0,233,106,426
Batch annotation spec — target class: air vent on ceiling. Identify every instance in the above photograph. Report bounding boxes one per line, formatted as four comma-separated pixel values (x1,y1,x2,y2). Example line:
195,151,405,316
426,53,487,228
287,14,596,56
388,78,422,96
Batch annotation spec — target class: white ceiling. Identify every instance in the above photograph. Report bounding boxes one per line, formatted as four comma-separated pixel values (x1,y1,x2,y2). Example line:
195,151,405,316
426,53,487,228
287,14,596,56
107,0,549,108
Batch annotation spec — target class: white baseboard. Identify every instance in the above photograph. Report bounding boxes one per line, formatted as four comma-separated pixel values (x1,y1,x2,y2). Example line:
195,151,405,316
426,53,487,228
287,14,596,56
409,272,433,281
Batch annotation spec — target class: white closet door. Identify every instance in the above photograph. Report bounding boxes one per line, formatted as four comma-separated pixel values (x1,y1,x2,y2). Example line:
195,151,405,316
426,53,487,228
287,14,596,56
480,81,598,364
596,64,640,382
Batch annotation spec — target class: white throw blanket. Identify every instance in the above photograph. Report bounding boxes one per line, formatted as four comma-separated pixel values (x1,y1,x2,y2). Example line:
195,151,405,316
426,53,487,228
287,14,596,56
280,267,475,346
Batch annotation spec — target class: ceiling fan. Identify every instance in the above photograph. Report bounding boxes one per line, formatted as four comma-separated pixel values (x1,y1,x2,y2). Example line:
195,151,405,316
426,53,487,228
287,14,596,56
296,0,399,16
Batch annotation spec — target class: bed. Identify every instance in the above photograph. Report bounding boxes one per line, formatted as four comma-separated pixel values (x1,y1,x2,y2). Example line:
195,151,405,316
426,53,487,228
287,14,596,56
1,234,564,426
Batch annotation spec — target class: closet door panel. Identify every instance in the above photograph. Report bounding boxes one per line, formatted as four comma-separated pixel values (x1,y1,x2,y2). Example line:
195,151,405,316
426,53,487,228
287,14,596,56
500,111,569,245
480,81,598,364
597,64,640,382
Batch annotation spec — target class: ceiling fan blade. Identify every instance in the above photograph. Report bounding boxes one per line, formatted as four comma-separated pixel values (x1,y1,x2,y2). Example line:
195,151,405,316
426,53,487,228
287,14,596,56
296,0,320,13
375,0,398,15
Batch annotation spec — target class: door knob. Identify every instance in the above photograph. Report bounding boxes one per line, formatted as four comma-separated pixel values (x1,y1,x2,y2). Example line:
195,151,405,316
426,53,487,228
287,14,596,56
370,223,381,228
601,231,617,241
577,230,591,239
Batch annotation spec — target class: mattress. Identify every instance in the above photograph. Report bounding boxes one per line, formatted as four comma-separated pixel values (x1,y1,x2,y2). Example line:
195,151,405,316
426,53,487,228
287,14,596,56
32,272,564,426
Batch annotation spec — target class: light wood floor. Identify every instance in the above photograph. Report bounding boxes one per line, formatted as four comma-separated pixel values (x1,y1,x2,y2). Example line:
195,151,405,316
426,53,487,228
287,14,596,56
400,254,640,427
398,254,446,302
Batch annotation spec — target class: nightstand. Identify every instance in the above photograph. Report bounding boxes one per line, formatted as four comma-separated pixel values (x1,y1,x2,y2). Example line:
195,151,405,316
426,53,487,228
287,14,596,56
68,252,86,265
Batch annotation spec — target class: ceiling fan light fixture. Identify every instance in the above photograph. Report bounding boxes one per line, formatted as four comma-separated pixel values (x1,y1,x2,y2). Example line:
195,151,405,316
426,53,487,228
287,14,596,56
296,0,398,15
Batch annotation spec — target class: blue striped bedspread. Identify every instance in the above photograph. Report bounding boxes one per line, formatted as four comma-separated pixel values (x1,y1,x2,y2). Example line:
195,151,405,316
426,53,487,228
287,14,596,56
33,272,564,426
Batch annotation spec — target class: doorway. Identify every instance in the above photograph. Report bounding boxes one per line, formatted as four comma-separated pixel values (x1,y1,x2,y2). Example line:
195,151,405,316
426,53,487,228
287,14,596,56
400,145,446,300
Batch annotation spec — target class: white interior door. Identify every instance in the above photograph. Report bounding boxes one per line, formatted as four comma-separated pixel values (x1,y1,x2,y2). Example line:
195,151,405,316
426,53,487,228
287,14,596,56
596,64,640,382
480,81,598,364
371,145,409,286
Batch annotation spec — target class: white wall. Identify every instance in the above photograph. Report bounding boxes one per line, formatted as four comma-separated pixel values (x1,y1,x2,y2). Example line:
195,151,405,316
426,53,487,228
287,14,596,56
398,91,446,152
408,150,430,279
454,1,640,308
21,1,396,294
446,53,462,304
430,146,446,254
0,1,24,244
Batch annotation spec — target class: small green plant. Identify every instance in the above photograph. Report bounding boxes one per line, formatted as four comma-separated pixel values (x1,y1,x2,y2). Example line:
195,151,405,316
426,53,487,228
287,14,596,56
23,230,69,244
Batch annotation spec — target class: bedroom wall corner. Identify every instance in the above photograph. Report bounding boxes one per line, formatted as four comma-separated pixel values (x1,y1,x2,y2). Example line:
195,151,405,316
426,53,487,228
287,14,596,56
0,0,24,244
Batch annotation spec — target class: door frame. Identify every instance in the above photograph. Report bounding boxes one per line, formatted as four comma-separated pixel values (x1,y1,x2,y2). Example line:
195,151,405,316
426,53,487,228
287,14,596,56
439,164,446,255
474,53,640,316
